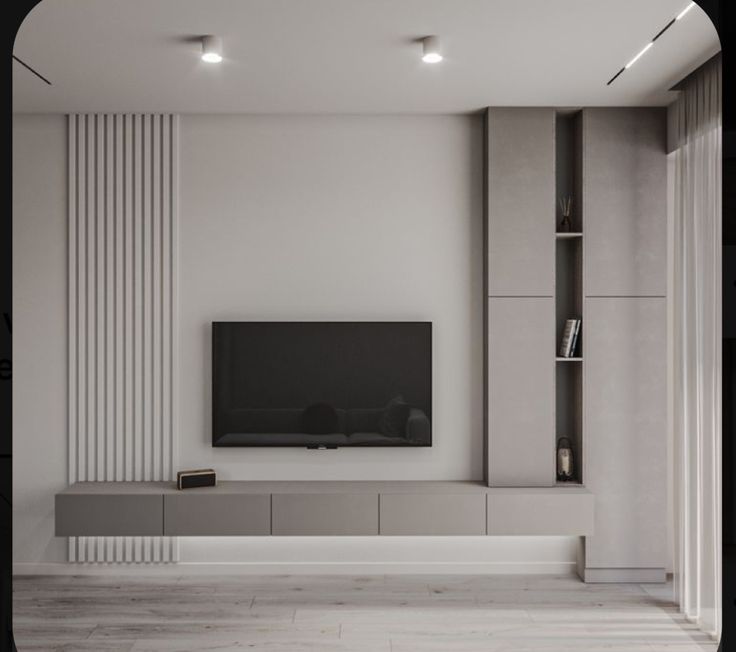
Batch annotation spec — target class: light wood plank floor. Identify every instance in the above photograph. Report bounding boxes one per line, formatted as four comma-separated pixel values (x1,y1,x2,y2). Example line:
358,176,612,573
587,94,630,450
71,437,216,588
13,574,717,652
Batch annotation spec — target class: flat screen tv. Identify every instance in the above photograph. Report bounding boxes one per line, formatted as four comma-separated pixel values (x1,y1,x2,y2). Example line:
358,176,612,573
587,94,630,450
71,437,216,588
212,321,432,447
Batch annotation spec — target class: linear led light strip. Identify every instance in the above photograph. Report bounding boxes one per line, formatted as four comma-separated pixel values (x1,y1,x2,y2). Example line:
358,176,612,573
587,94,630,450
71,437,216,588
607,1,696,85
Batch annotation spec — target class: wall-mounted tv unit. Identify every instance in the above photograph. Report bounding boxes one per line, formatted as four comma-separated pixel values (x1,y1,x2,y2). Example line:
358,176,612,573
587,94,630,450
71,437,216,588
212,321,432,448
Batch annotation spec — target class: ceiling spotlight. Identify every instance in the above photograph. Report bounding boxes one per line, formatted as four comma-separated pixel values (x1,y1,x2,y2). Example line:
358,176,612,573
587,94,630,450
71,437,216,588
201,35,223,63
421,36,442,63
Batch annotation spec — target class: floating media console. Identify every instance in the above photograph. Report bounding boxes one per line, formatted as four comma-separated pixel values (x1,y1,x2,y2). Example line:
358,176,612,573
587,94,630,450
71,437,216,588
56,481,594,538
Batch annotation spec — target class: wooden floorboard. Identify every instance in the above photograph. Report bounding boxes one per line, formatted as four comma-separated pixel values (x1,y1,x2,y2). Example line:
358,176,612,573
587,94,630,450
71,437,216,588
12,574,716,651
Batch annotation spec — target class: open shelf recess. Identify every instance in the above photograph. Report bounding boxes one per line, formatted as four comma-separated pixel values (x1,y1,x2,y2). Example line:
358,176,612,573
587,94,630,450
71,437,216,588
555,110,583,484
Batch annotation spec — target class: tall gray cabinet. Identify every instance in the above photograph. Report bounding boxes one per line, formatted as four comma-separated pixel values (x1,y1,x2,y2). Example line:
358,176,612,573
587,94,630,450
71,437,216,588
581,108,667,582
486,108,555,487
485,107,667,582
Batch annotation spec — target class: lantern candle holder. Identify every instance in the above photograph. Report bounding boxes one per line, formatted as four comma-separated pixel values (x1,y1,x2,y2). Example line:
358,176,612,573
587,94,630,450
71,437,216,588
556,436,575,481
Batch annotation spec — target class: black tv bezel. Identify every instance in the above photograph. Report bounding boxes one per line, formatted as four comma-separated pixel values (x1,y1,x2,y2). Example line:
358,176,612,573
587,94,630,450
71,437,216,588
211,321,433,448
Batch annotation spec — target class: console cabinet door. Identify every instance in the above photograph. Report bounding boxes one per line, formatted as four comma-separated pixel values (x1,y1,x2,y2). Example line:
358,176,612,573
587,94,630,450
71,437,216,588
164,493,271,535
271,493,378,535
379,493,486,535
487,108,555,296
55,494,163,536
488,297,555,486
584,297,666,571
487,489,594,535
583,108,666,296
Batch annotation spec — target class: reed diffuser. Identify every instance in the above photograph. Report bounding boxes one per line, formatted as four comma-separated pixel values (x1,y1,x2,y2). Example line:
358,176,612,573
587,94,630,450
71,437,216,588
558,195,573,232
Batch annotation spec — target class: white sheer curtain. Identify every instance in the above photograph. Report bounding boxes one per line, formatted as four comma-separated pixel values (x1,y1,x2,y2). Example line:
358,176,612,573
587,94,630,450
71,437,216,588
670,54,721,638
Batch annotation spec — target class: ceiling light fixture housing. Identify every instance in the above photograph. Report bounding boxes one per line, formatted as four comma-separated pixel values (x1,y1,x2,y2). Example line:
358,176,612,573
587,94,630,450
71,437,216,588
201,35,223,63
606,2,697,85
625,41,653,69
422,36,442,63
675,2,696,20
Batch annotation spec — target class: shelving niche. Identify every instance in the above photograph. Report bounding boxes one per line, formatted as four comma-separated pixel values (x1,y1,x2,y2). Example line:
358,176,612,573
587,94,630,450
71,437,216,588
555,110,583,484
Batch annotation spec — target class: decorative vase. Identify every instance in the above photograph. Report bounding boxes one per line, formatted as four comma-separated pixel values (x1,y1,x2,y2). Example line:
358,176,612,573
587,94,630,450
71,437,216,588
556,437,574,481
559,214,572,232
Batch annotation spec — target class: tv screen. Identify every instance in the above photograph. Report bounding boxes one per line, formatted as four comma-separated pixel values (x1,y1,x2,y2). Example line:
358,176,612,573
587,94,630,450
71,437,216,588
212,322,432,447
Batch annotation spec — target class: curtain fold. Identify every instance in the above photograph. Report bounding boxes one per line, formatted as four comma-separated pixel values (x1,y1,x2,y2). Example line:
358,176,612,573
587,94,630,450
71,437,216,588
671,54,721,638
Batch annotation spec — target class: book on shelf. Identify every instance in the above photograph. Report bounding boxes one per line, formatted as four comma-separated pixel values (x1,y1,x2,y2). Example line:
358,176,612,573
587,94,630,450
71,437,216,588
558,318,581,358
558,320,575,357
568,319,581,357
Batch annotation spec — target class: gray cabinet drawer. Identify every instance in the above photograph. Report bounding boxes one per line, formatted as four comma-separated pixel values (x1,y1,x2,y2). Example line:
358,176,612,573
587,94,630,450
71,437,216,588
487,108,555,296
55,494,163,536
380,493,486,535
583,108,666,296
584,297,666,568
271,493,378,535
164,493,270,535
488,297,555,486
487,490,594,535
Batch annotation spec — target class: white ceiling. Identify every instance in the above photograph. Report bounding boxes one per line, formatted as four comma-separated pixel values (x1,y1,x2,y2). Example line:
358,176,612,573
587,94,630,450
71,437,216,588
13,0,720,114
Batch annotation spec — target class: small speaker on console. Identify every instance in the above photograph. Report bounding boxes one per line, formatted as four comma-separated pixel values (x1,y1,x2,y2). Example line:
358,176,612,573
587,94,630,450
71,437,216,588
177,468,217,490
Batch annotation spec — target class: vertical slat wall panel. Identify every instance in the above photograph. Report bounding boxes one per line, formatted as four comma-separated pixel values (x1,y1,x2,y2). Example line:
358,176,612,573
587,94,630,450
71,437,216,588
68,114,179,563
105,115,114,486
67,115,78,563
169,115,180,562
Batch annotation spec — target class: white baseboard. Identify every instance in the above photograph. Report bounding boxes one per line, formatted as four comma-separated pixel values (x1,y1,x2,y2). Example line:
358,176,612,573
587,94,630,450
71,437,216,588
13,561,576,576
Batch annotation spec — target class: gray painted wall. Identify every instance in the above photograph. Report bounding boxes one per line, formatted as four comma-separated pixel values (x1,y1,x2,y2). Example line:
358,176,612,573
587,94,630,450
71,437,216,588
178,115,485,482
13,114,68,563
15,114,579,569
